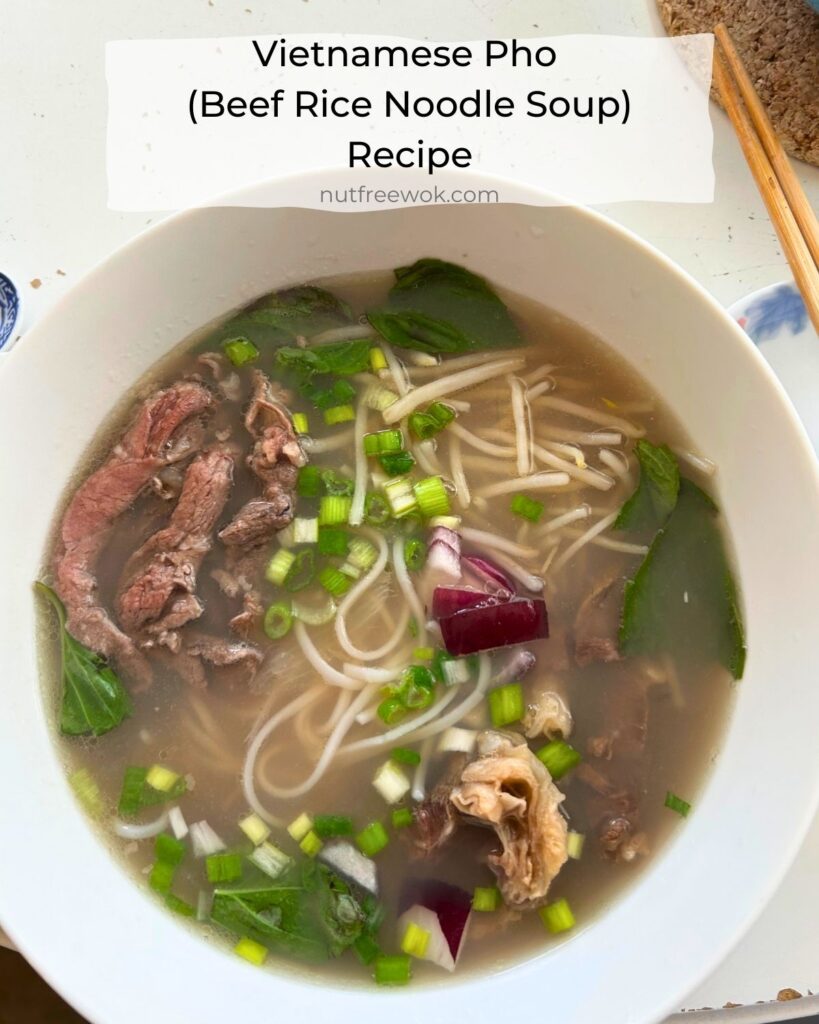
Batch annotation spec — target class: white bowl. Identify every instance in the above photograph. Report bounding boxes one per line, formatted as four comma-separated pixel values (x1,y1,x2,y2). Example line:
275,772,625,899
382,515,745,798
1,173,818,1024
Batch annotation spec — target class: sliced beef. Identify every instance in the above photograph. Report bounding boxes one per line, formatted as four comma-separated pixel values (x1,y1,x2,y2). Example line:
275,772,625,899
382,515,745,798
186,634,263,685
115,446,235,643
572,575,626,667
54,380,215,687
218,493,294,548
229,590,266,638
412,784,461,856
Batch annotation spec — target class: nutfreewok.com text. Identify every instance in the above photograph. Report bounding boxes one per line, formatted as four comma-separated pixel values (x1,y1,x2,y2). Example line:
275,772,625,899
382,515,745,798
319,185,500,205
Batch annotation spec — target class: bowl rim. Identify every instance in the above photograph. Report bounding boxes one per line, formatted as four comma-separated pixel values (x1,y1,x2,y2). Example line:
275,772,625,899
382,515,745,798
2,168,819,1024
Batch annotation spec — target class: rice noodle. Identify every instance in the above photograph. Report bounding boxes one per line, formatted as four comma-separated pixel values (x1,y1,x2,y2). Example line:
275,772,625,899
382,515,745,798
392,536,428,646
343,662,404,684
309,323,377,345
509,375,532,475
382,357,526,424
551,511,619,572
380,341,410,396
113,811,169,841
302,430,354,453
320,688,355,733
405,348,530,378
449,433,471,509
411,737,435,801
461,526,538,560
476,471,570,498
539,505,592,535
293,622,364,689
535,395,644,437
349,400,369,526
672,447,717,476
478,546,544,592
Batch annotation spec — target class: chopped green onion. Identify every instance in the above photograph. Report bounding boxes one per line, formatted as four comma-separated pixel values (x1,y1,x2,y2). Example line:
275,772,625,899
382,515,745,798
287,812,313,842
291,594,337,625
318,495,352,526
391,807,414,829
510,493,544,523
302,378,357,411
296,465,322,498
404,538,427,572
379,451,416,477
318,566,352,598
413,476,451,518
347,538,378,571
117,765,148,816
146,764,181,793
472,886,501,912
263,601,293,640
265,548,296,586
354,932,381,965
428,515,462,530
427,402,456,429
318,527,349,556
539,897,576,934
398,665,436,710
222,336,259,367
292,412,309,435
299,830,323,858
535,739,582,781
442,658,471,687
369,347,388,373
156,833,186,866
372,761,411,804
363,383,398,412
408,403,455,440
377,696,406,725
401,922,431,959
567,831,585,860
664,791,691,817
293,517,318,545
384,477,418,519
364,428,404,456
313,814,354,838
165,894,196,917
324,404,355,426
248,840,292,880
390,750,421,771
149,861,176,893
238,813,269,846
412,647,434,661
364,492,391,525
356,821,390,857
206,853,243,883
234,937,268,966
374,954,411,986
321,469,355,496
282,549,313,591
69,768,103,818
488,682,525,728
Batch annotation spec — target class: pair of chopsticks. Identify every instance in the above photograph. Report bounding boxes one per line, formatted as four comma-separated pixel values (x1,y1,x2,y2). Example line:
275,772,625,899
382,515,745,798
712,24,819,334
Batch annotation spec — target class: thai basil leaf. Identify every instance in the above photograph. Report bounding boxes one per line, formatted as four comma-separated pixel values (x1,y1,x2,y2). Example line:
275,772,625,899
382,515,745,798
367,258,523,354
212,286,353,349
615,440,680,531
276,339,372,377
36,583,132,737
619,480,746,679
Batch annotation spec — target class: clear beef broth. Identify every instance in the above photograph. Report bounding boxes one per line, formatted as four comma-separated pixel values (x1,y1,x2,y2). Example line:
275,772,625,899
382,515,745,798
42,269,736,985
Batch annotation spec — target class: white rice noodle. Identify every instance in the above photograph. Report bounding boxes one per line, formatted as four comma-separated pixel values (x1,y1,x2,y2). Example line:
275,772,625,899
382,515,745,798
380,341,410,396
476,471,570,498
113,811,169,841
341,685,462,757
509,375,533,475
355,696,383,726
309,322,377,345
478,546,544,592
293,622,364,689
302,430,354,453
449,433,471,509
540,505,592,535
335,530,411,662
382,357,526,424
410,737,435,802
672,447,717,476
405,348,530,378
392,536,428,647
551,511,619,572
321,688,355,733
344,662,404,684
349,400,369,526
461,526,537,560
536,395,644,437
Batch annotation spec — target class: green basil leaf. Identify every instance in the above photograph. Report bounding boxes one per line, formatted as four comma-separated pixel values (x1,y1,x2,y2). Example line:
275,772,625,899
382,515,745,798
213,286,353,348
615,439,680,531
36,583,132,737
619,479,746,679
276,339,372,377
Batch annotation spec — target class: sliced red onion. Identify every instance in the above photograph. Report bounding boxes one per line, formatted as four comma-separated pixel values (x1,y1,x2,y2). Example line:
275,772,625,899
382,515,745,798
439,598,549,656
461,555,515,596
429,526,461,552
399,880,472,970
432,587,509,620
491,648,537,686
422,527,462,604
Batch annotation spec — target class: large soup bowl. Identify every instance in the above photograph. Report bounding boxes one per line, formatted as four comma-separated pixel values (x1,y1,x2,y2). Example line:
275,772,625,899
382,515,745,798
1,173,818,1024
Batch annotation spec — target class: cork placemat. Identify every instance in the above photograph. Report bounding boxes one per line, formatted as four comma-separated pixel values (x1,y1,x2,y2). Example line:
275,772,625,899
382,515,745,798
657,0,819,167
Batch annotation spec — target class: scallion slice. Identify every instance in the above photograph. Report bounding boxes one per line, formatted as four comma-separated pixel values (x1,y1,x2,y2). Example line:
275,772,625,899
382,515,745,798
364,491,391,525
321,469,355,496
299,830,323,858
263,601,293,640
567,831,585,860
265,549,296,586
664,791,691,817
248,840,292,880
291,594,337,625
403,538,427,572
391,807,414,829
319,566,352,598
318,527,349,557
313,814,354,838
293,517,318,545
374,954,411,986
472,886,501,912
296,465,322,498
539,897,576,934
510,493,544,523
165,893,196,917
364,428,404,456
488,682,524,728
69,768,103,818
354,932,381,965
377,696,406,725
318,495,352,526
413,476,451,518
391,746,421,766
384,477,418,519
379,451,416,477
146,764,181,794
287,812,313,842
372,761,411,804
292,412,309,435
238,813,270,846
234,937,268,966
355,821,389,857
222,336,259,367
401,922,431,959
206,853,243,884
363,383,398,412
284,549,315,592
324,404,356,426
535,739,582,780
369,347,388,373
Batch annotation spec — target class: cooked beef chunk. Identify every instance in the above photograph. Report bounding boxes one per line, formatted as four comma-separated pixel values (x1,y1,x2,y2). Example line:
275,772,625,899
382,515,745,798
218,493,294,548
450,732,568,907
54,380,214,687
116,446,235,643
229,590,266,638
186,634,263,685
412,785,461,855
572,575,626,667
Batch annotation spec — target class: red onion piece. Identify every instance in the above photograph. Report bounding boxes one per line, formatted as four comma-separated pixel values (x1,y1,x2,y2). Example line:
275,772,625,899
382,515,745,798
439,598,549,656
461,554,515,596
400,880,472,967
432,587,509,620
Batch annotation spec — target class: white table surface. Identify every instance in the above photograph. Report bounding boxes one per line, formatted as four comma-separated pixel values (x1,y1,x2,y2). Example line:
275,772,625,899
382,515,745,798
2,0,818,1016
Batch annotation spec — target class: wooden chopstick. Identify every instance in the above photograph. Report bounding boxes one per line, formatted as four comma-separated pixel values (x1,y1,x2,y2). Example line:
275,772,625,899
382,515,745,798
712,30,819,334
715,24,819,270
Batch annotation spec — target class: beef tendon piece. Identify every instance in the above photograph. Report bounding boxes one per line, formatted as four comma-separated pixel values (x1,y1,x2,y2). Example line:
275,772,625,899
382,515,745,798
53,380,215,687
450,731,568,908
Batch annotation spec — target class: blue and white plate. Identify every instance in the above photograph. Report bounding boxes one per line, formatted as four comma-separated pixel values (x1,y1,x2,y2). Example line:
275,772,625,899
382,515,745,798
729,281,819,454
0,272,22,352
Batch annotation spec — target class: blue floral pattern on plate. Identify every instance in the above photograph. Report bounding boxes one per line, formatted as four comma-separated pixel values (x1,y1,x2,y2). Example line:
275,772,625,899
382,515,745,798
0,273,21,352
730,281,818,454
